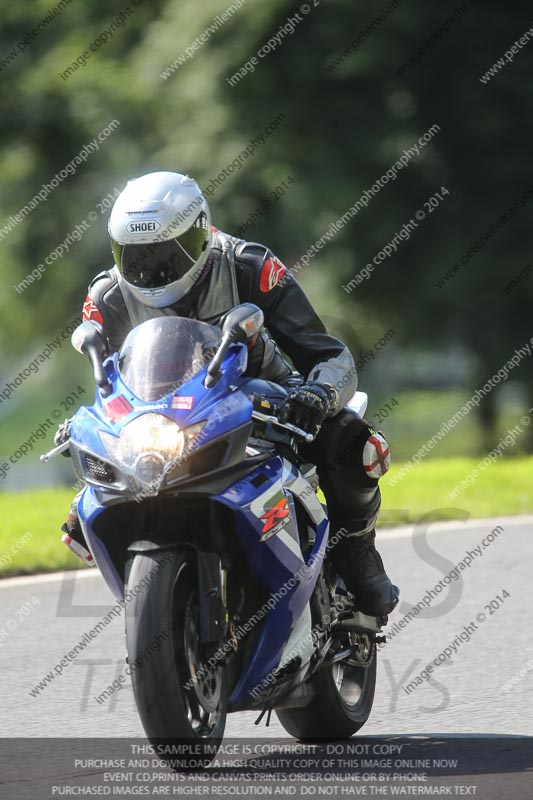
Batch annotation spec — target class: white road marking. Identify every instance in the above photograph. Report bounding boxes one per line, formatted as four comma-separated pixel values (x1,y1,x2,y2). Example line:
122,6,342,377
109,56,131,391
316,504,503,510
377,514,532,539
0,567,98,589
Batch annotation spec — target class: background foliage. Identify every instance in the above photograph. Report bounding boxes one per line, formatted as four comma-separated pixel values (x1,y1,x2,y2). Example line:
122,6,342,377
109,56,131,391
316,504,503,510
1,0,532,491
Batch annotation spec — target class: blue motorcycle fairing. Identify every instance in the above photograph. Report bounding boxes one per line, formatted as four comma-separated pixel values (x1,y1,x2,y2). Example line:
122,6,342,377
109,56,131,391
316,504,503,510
70,321,330,713
78,449,329,709
71,343,256,598
217,456,329,710
70,343,250,447
78,486,125,601
72,347,277,593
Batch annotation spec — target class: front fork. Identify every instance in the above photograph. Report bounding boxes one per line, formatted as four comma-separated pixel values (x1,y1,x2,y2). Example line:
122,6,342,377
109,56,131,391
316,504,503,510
196,552,229,645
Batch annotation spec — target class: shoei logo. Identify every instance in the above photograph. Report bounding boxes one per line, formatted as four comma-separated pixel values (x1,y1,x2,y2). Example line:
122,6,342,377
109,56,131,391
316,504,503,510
127,220,161,233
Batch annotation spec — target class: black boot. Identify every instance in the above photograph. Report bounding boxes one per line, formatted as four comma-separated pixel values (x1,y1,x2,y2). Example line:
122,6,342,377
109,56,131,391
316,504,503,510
329,529,399,617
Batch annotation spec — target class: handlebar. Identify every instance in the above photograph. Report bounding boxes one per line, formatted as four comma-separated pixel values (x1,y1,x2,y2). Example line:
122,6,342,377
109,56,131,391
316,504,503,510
251,410,316,443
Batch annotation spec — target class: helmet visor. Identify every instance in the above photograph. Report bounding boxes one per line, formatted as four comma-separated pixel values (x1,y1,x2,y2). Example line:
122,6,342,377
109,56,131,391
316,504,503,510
116,212,209,289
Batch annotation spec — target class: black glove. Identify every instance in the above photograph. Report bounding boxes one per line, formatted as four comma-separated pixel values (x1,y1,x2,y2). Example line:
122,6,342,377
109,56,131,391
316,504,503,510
54,418,72,457
278,382,335,435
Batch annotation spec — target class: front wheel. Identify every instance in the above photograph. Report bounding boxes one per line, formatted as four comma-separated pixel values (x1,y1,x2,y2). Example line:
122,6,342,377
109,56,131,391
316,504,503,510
276,634,377,739
125,548,227,766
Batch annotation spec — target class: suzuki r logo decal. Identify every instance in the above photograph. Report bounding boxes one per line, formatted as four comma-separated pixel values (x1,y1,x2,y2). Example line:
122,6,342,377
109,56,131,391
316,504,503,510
260,497,290,536
249,480,295,543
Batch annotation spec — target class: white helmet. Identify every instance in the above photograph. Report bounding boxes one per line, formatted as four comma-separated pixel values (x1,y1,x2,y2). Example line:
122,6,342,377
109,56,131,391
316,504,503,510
108,171,212,308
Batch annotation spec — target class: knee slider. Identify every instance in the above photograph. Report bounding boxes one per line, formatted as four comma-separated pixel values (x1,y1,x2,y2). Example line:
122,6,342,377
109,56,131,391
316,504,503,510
304,409,391,488
362,429,391,479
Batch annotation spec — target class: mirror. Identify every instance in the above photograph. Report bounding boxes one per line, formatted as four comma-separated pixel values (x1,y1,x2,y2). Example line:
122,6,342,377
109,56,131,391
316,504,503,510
205,304,264,387
222,303,264,342
71,321,105,355
71,322,111,396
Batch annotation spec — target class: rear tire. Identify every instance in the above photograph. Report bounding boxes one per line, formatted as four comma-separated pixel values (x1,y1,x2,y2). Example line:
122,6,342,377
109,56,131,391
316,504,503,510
276,638,376,739
125,548,227,767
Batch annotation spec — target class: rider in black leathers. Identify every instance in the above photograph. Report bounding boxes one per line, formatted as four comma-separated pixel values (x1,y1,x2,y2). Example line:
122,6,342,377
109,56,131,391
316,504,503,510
58,171,398,617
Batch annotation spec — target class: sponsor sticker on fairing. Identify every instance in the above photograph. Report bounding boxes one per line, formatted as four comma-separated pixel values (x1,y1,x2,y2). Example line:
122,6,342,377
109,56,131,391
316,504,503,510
104,395,134,422
171,396,194,410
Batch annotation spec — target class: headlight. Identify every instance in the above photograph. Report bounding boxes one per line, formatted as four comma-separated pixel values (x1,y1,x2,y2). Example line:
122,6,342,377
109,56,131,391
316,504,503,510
101,413,184,465
100,414,206,489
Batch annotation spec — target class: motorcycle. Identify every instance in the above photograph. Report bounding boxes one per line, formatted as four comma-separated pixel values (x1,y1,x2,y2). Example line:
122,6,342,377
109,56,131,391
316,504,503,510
43,303,390,765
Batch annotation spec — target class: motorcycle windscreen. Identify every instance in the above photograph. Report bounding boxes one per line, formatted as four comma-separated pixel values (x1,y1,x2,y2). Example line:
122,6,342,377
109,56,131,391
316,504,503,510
118,316,220,402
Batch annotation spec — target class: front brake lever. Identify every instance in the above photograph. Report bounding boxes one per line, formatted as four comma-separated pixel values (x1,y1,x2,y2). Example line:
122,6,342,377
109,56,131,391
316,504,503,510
251,410,316,443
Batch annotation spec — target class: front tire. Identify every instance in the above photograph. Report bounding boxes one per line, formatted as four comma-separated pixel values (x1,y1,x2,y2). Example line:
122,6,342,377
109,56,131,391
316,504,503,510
125,548,227,766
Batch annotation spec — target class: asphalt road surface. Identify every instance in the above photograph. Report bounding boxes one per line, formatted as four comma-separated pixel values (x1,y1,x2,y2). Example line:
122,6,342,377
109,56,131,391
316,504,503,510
1,516,532,797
